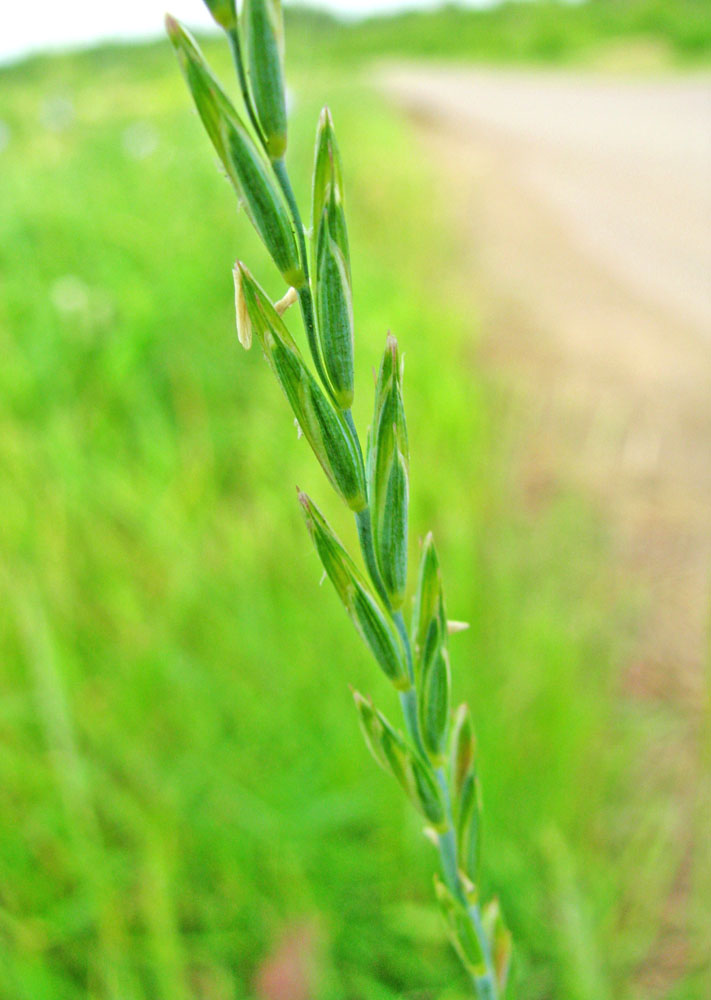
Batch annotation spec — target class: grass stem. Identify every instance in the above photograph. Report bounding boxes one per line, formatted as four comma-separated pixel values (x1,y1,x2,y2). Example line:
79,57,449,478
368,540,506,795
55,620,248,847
435,766,498,996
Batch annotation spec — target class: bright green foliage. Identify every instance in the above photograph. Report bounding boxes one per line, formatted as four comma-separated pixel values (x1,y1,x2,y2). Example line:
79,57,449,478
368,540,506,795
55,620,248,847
420,647,451,765
282,0,711,68
451,703,477,800
457,755,482,886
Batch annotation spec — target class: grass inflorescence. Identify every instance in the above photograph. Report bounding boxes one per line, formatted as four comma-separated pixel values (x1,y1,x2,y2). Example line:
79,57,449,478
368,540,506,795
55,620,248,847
166,1,510,993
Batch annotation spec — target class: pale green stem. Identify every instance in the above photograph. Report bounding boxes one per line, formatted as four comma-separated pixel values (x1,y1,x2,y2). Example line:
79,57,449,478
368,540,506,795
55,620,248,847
396,620,496,999
469,906,498,999
435,766,498,998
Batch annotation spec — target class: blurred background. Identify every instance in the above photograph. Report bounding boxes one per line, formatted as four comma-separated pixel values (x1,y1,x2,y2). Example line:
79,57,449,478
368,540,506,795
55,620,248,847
1,1,709,998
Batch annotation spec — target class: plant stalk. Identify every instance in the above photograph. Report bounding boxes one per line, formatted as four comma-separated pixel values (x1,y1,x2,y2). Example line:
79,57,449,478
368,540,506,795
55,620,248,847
399,630,497,997
435,766,498,997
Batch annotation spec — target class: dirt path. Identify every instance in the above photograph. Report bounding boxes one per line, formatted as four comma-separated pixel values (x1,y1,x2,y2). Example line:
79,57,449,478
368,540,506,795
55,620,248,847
380,65,711,993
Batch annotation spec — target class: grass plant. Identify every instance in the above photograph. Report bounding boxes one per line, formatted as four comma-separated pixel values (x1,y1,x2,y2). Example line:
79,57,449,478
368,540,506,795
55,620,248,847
284,0,711,68
166,1,511,993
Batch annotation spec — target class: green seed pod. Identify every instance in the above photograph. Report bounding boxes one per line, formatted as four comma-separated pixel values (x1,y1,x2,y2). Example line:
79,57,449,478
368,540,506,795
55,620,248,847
312,110,353,408
200,0,236,29
165,17,301,284
312,107,348,264
315,204,354,409
238,266,366,509
242,0,287,159
299,496,408,688
419,647,451,764
369,335,409,609
352,692,446,828
434,877,487,978
410,754,447,829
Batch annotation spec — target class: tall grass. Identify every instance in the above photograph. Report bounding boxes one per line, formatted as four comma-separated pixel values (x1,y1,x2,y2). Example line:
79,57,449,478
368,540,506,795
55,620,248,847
284,0,711,68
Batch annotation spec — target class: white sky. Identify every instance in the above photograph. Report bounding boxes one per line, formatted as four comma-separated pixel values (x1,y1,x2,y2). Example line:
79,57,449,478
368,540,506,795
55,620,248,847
2,0,498,66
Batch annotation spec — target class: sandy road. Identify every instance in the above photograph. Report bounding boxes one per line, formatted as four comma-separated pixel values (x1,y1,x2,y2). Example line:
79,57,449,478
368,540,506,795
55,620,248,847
381,66,711,992
384,68,711,335
382,63,711,687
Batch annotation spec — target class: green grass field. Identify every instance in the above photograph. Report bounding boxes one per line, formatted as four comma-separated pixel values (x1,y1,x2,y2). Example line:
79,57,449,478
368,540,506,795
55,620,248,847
284,0,711,68
0,22,701,1000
